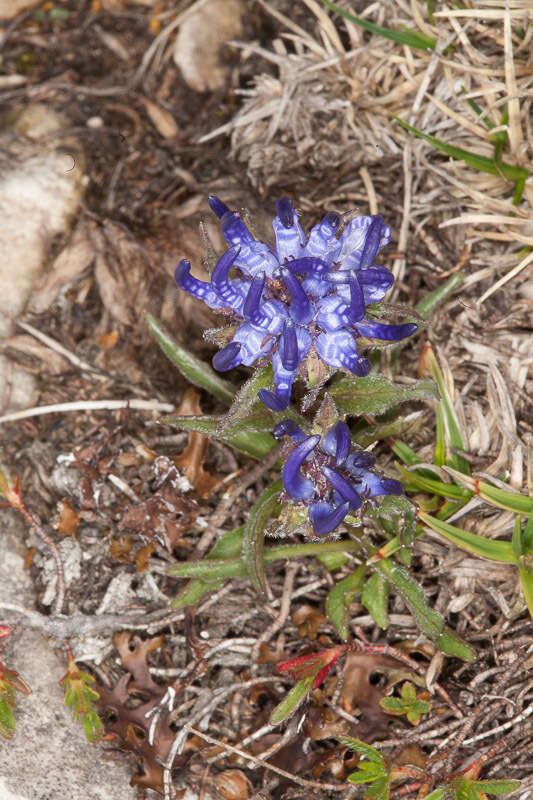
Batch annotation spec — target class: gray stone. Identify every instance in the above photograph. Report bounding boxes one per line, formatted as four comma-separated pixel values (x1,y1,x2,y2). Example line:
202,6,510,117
0,514,135,800
173,0,244,92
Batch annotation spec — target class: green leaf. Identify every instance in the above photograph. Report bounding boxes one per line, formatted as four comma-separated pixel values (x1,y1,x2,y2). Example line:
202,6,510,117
415,273,465,320
473,780,521,795
315,551,350,570
424,347,470,475
418,511,518,564
380,682,431,724
162,413,275,460
423,790,444,800
317,0,436,50
270,676,314,724
330,374,436,417
172,526,244,609
396,464,472,501
395,118,529,205
168,539,363,580
348,766,384,784
146,313,235,405
242,480,282,595
326,566,367,640
0,701,15,738
82,710,103,742
338,737,385,765
361,573,390,629
434,403,446,468
355,411,425,449
375,558,475,661
519,569,533,621
477,481,533,516
365,775,391,800
371,494,417,562
217,363,275,433
391,440,422,467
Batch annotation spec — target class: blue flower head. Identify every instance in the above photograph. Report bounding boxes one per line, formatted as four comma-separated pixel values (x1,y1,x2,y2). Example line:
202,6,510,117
175,196,417,411
274,419,404,536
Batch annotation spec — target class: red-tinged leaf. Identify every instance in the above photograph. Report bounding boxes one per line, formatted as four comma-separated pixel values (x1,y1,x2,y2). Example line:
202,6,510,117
312,650,343,688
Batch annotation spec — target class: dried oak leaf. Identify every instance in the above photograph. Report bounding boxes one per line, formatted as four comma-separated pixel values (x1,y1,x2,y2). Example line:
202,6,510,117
341,652,402,740
119,456,198,550
173,388,218,497
96,632,186,795
56,499,80,538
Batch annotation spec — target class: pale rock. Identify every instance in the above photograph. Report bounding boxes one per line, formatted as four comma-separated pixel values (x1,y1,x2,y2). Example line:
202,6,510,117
173,0,244,92
0,0,37,20
0,104,84,410
0,513,134,799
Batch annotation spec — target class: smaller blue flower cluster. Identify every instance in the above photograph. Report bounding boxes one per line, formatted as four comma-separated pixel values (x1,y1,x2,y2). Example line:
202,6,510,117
274,419,404,536
175,196,417,411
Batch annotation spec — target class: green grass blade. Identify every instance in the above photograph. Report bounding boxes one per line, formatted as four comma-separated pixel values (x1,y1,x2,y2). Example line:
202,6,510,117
418,510,518,564
395,117,529,203
242,480,282,595
424,346,470,475
415,272,465,320
391,440,422,467
519,570,533,621
396,463,472,501
146,313,235,405
317,0,436,50
434,403,446,468
477,481,533,515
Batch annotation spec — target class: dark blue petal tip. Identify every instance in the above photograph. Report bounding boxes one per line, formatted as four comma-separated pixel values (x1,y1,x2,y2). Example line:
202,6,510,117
208,195,230,219
282,435,320,501
322,466,362,510
258,389,289,412
309,501,350,536
273,419,307,442
276,196,294,228
324,212,341,230
212,342,241,371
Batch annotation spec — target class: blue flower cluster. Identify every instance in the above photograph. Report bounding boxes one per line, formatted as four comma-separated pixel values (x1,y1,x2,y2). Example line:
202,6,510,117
175,196,417,411
274,420,404,536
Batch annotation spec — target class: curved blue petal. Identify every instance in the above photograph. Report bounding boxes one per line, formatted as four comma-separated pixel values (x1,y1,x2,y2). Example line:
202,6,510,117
322,421,351,465
232,323,274,366
315,296,350,332
221,212,278,277
355,320,418,341
243,273,266,324
359,215,383,270
284,257,329,276
258,388,289,412
304,214,342,263
322,466,362,510
339,216,391,270
347,275,365,322
351,470,405,499
282,435,319,500
315,331,371,375
212,342,242,371
211,245,245,310
174,259,221,310
358,266,394,303
273,419,307,442
279,320,299,371
308,500,350,536
208,195,230,219
346,452,375,473
281,269,314,324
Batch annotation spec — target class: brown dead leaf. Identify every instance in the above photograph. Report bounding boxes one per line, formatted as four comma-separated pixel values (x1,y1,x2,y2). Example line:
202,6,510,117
135,542,156,572
174,388,218,497
56,499,80,538
97,329,119,353
1,335,69,375
29,221,95,314
341,652,401,739
117,451,141,468
141,98,179,139
215,770,252,800
109,535,133,563
291,604,326,640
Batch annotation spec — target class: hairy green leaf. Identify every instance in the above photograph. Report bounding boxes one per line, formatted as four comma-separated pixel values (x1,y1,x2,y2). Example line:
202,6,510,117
270,676,314,724
162,413,275,460
330,374,436,417
362,573,390,629
242,480,282,595
326,565,367,640
146,313,235,405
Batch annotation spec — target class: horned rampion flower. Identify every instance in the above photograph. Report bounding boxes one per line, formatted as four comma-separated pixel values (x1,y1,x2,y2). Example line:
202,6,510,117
175,196,417,411
274,419,404,536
